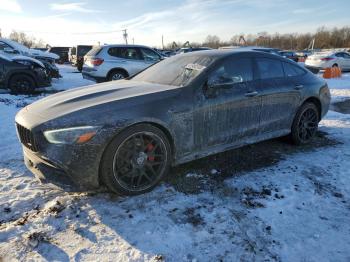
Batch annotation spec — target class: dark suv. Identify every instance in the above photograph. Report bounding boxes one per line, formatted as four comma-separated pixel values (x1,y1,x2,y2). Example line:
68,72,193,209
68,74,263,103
0,54,50,93
69,45,93,71
48,47,70,64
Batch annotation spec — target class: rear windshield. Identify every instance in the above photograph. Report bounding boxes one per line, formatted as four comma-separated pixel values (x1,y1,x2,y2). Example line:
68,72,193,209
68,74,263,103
86,46,101,56
132,54,214,86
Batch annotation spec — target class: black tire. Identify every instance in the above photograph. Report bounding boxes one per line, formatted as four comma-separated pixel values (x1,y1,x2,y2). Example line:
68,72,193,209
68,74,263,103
108,70,127,81
9,74,35,94
100,124,172,195
291,102,319,145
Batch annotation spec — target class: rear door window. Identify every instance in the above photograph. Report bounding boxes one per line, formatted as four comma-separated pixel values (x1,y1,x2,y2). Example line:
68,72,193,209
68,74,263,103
283,62,306,77
108,47,142,60
256,58,284,79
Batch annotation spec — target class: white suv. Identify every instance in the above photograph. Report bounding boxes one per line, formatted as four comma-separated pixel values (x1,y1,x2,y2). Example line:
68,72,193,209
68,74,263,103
82,44,163,82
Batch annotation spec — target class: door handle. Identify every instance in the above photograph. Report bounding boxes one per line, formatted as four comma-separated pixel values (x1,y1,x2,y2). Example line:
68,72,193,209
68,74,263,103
295,84,304,90
245,91,258,97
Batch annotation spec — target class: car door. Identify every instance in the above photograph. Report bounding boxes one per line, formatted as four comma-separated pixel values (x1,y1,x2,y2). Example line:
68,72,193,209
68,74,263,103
193,56,261,150
107,47,146,76
256,58,302,134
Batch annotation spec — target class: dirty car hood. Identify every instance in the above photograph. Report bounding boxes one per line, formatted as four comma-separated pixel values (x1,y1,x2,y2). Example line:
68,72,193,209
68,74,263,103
24,80,180,120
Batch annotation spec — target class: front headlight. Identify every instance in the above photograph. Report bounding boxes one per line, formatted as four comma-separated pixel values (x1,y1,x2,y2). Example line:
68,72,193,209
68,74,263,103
15,60,34,69
43,126,100,144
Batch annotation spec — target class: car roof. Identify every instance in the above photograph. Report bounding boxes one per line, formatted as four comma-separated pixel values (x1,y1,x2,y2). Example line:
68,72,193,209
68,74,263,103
100,44,155,49
178,49,285,60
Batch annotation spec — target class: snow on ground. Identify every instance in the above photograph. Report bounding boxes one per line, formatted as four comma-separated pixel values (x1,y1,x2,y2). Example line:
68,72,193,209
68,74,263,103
0,66,350,261
326,73,350,102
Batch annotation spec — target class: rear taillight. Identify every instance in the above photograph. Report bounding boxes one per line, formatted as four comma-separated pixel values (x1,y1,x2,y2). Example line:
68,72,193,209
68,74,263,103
321,57,334,61
91,58,104,66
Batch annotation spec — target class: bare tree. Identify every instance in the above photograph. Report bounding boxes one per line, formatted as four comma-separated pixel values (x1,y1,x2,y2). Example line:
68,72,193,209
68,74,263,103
203,35,221,48
8,30,46,48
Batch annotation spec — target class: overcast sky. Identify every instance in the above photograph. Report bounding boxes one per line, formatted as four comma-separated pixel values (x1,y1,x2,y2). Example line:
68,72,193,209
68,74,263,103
0,0,349,47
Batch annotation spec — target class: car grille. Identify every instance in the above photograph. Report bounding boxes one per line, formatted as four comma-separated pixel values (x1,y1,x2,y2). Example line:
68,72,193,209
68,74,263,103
16,123,39,152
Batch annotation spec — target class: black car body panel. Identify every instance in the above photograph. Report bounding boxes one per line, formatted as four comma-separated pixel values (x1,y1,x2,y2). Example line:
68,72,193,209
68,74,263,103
15,50,330,189
0,56,51,90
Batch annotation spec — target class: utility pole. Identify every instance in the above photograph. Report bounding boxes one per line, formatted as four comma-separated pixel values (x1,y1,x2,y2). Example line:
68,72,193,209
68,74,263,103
132,38,134,44
122,29,128,45
0,28,2,38
162,35,164,50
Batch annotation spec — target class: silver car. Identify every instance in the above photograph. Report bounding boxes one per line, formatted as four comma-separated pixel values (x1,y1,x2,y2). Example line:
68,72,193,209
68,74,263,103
305,51,350,71
82,44,163,82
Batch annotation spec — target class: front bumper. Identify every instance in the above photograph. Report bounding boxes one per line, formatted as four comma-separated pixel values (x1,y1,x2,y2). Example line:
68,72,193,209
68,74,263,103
24,147,77,190
35,69,52,88
20,137,105,190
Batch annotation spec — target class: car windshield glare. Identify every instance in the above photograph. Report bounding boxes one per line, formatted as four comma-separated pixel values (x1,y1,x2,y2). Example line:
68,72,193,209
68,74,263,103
132,54,214,86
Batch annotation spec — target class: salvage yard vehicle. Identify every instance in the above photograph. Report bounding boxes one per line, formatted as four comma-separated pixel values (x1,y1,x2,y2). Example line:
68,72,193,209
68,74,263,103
82,44,163,82
0,54,51,94
0,38,61,78
69,45,92,71
15,50,330,195
279,51,299,62
305,51,350,73
48,46,70,64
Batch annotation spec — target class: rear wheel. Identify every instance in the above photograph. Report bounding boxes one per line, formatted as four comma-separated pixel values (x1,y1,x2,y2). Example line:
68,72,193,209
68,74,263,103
108,70,127,81
9,75,35,94
291,102,319,145
100,124,171,195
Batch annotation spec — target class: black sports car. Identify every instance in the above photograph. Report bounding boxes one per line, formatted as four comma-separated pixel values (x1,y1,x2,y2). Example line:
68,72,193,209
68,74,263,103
15,50,330,195
0,55,51,94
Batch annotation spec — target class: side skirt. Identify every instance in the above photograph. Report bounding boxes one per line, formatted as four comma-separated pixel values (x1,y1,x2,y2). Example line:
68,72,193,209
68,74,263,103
174,129,291,166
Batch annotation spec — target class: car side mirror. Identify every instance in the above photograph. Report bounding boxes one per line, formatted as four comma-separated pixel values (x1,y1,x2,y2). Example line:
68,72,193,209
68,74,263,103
208,80,234,90
208,76,241,90
4,47,19,54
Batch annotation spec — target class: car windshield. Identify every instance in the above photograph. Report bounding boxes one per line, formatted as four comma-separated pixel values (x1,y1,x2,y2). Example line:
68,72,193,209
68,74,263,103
132,54,214,86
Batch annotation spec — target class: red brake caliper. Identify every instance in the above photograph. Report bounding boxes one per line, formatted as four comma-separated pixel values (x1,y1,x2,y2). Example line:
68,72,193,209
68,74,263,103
146,143,155,161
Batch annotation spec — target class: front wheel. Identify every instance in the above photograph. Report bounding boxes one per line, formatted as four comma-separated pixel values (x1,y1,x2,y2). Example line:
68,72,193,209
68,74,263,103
9,75,35,94
100,124,171,195
291,102,319,145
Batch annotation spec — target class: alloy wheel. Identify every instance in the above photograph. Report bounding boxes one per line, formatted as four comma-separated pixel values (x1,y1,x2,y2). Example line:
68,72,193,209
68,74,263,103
112,132,168,192
297,108,318,142
11,78,31,93
111,73,125,80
